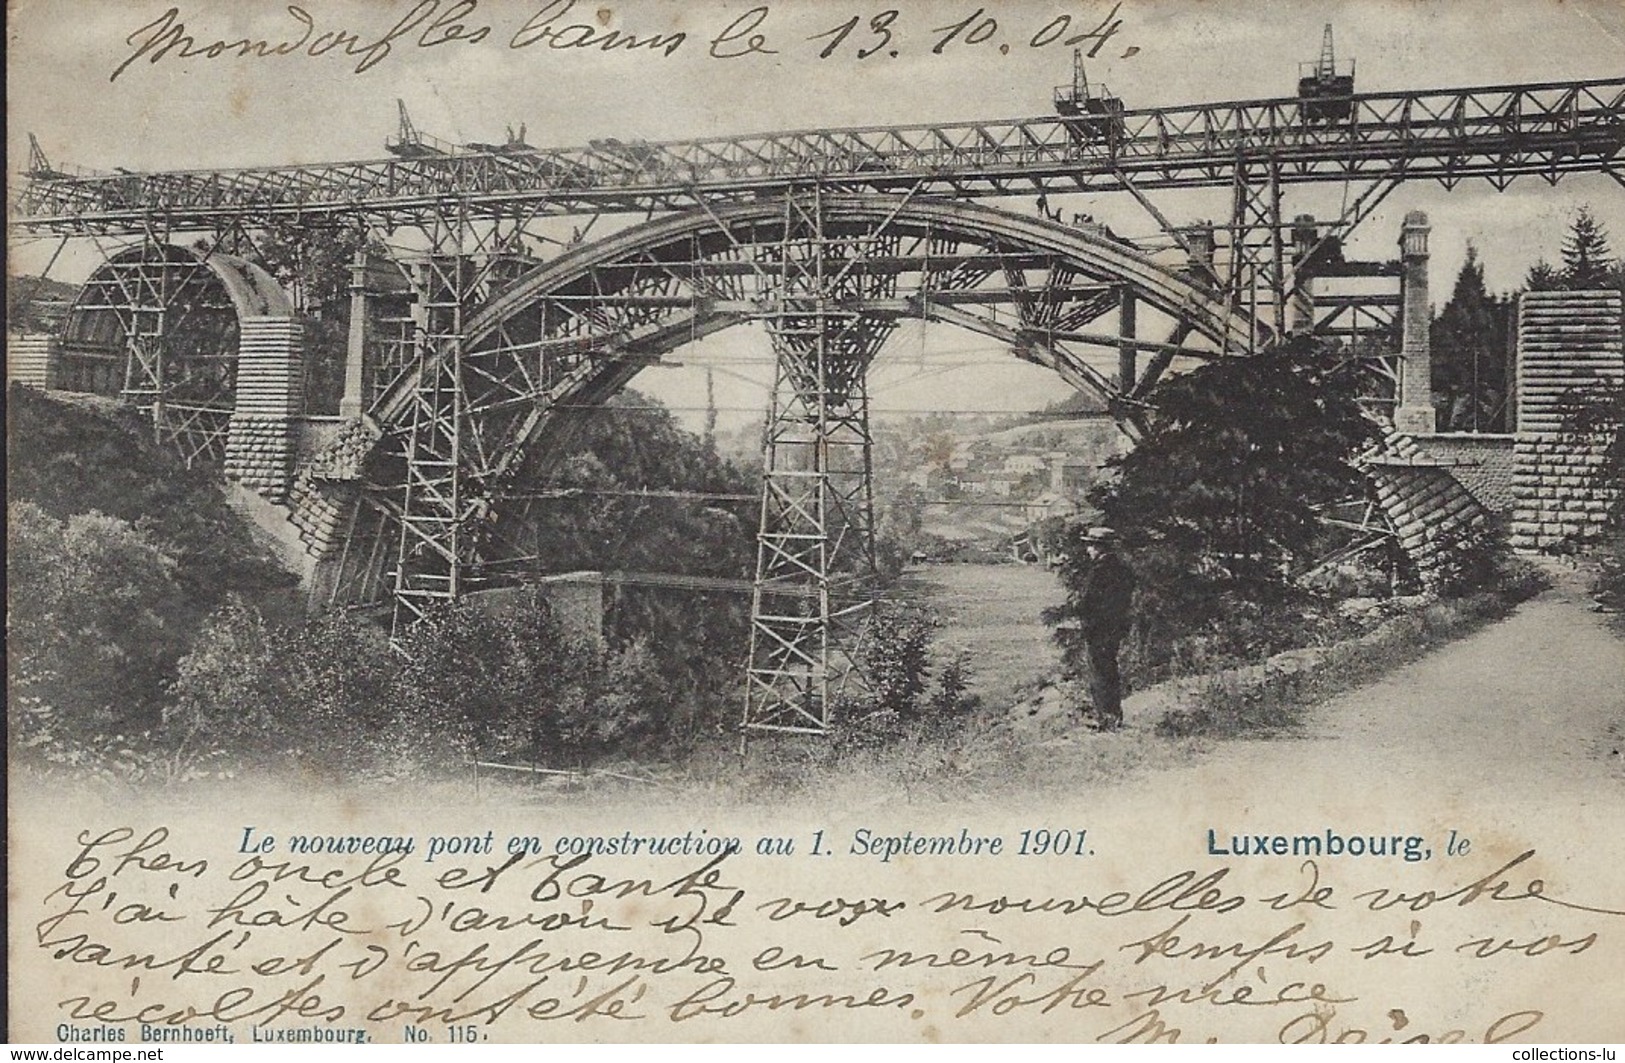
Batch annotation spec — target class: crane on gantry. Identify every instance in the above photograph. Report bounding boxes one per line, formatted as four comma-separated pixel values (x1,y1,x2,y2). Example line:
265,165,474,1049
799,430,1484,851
1054,48,1126,144
1298,24,1357,122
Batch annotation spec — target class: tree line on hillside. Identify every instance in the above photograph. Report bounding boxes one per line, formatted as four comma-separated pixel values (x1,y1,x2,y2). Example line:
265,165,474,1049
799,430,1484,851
1433,207,1624,433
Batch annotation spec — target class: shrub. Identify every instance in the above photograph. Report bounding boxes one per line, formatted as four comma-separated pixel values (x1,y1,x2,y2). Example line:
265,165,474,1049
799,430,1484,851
392,592,660,768
168,597,289,747
1428,520,1513,599
167,590,677,776
863,604,936,719
832,603,980,749
8,502,191,735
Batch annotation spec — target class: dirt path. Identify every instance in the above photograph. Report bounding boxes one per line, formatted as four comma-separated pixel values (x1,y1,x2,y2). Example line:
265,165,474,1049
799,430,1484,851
1116,568,1625,809
890,561,1623,811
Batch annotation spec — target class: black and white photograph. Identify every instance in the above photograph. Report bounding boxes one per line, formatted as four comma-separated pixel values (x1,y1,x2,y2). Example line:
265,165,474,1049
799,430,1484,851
7,0,1624,1044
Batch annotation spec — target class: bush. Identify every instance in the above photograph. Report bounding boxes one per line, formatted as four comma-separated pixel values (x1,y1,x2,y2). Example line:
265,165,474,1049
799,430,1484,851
864,604,935,719
167,600,402,773
168,597,289,747
167,590,675,777
832,604,980,748
8,502,191,737
394,592,672,768
1428,520,1514,599
1051,339,1374,681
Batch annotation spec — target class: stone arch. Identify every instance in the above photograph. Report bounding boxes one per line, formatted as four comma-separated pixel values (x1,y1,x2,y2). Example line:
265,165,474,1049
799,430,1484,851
60,242,303,493
313,195,1265,609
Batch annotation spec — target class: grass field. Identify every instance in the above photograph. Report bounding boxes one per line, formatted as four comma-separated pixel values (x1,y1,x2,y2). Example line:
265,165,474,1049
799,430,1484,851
901,561,1064,711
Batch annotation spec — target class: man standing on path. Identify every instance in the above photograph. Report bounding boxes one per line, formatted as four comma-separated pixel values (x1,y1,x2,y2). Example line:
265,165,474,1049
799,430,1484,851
1078,526,1135,731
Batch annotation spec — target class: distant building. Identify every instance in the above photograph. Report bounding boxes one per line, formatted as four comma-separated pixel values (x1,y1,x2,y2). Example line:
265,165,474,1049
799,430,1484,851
1024,491,1079,524
1046,451,1093,493
1002,453,1048,476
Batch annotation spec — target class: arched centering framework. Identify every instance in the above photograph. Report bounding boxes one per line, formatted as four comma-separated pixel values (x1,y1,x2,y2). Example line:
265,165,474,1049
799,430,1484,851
331,192,1263,735
60,244,296,470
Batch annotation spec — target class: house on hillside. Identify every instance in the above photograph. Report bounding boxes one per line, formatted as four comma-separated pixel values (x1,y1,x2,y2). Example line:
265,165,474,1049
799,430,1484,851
958,471,990,496
1045,451,1094,493
1002,453,1048,476
1024,491,1079,524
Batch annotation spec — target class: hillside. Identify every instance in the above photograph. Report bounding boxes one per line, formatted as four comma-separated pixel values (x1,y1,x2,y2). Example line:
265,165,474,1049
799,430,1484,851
6,384,297,614
7,274,78,333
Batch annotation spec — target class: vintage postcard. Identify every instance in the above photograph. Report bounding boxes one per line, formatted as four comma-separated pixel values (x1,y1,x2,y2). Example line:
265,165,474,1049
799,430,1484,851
7,0,1625,1045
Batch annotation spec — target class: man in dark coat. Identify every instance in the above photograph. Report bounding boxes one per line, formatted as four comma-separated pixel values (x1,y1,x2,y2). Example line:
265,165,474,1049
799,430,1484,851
1078,526,1135,731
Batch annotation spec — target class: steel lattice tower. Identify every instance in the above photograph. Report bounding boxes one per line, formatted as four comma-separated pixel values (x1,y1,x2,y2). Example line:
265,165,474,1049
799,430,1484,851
743,190,899,736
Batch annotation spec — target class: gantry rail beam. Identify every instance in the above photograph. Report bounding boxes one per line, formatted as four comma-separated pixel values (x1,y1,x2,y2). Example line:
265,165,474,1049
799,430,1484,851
15,76,1624,233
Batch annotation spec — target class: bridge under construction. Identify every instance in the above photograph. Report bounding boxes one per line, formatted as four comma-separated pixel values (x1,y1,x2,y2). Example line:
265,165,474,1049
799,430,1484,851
10,39,1624,737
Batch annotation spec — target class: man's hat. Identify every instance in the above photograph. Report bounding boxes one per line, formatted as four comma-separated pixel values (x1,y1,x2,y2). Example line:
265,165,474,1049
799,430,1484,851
1085,525,1120,542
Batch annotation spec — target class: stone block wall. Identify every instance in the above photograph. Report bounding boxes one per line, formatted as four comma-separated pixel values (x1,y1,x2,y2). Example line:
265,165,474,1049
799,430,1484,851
1409,434,1517,516
6,334,59,389
1510,290,1623,550
223,317,304,501
1364,430,1495,587
287,476,355,559
1511,438,1614,547
287,418,382,559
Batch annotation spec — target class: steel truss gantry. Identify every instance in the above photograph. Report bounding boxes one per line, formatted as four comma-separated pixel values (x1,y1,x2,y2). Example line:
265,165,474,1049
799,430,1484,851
58,230,251,465
389,210,542,630
18,77,1623,233
21,74,1619,368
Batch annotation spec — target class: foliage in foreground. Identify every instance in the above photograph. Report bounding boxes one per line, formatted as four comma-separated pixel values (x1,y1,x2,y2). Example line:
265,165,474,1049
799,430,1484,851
8,503,193,755
6,385,293,613
167,591,671,777
7,387,293,746
6,385,755,782
830,603,982,749
1048,338,1375,685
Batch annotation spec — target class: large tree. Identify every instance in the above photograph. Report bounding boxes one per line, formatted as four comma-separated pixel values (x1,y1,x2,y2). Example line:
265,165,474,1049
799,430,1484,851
1561,206,1616,290
1527,207,1624,293
1050,338,1374,672
1432,245,1515,432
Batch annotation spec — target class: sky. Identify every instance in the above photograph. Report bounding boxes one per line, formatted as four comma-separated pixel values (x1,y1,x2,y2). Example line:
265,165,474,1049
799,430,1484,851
8,0,1624,431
